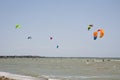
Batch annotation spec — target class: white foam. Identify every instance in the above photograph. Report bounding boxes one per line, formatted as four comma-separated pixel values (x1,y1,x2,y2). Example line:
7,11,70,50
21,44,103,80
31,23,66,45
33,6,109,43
48,79,60,80
0,72,43,80
41,75,60,80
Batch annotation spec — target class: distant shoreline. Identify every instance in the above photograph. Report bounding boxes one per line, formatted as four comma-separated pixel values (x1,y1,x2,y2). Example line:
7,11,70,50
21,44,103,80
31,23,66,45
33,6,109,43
0,55,120,59
0,55,45,58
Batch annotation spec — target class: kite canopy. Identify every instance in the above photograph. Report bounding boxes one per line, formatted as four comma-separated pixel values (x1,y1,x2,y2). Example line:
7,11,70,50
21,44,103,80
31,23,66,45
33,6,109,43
88,24,93,30
98,29,104,38
94,36,97,40
100,29,104,38
97,29,101,32
89,24,93,27
56,45,59,48
16,24,21,29
93,31,98,40
50,37,53,40
27,36,32,39
88,26,91,30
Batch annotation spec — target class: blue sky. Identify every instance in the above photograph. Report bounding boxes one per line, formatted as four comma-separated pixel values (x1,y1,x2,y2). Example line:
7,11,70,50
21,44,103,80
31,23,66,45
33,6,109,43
0,0,120,57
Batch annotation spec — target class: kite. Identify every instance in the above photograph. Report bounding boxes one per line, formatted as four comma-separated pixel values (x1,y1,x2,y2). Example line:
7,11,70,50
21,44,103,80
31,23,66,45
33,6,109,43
16,24,21,29
27,36,32,39
56,45,59,48
50,36,53,40
93,31,98,40
98,29,104,38
88,24,93,30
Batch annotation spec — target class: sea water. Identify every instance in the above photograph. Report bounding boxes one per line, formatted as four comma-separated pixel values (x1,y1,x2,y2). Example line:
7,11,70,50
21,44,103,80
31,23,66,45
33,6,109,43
0,57,120,80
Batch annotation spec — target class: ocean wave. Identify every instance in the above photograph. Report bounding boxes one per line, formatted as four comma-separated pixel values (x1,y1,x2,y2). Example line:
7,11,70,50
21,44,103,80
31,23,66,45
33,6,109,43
0,71,49,80
0,71,103,80
0,71,120,80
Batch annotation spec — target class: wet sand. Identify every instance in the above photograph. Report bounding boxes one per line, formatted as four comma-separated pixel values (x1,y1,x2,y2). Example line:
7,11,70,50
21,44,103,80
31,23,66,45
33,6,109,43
0,76,15,80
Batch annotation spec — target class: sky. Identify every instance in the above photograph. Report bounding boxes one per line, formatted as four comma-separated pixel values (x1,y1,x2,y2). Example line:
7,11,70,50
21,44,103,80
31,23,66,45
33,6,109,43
0,0,120,57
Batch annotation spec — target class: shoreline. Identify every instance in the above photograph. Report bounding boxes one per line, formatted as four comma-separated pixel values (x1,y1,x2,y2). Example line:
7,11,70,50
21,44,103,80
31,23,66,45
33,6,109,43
0,56,120,63
0,56,120,59
0,76,14,80
0,72,49,80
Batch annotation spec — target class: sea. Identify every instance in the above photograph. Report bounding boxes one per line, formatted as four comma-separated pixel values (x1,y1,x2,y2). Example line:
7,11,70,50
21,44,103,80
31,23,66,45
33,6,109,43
0,57,120,80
